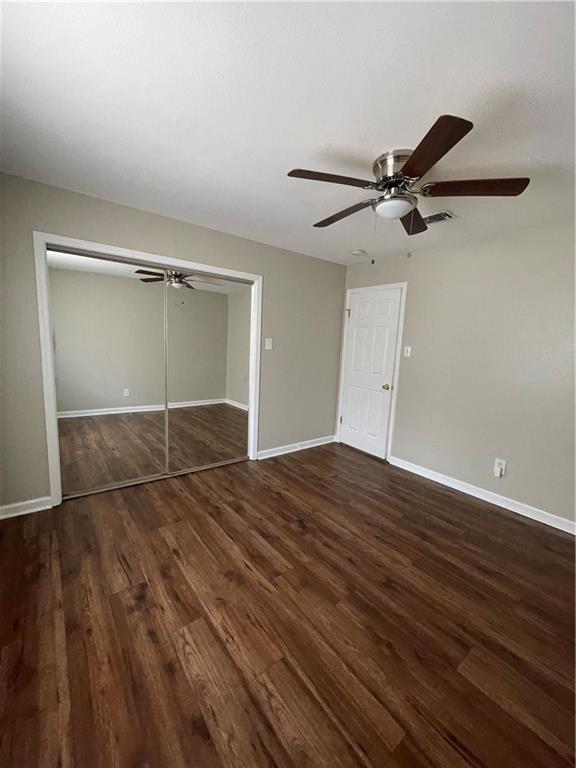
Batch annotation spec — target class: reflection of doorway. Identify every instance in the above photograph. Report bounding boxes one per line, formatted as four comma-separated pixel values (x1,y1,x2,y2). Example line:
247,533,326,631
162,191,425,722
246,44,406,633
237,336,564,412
34,232,262,505
337,284,406,460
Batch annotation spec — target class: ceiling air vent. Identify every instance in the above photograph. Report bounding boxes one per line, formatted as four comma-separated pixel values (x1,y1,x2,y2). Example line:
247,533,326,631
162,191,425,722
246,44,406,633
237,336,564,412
422,211,454,225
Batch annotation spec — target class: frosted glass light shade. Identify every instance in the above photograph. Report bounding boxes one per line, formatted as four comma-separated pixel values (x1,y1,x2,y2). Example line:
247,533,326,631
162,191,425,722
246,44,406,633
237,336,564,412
374,196,415,220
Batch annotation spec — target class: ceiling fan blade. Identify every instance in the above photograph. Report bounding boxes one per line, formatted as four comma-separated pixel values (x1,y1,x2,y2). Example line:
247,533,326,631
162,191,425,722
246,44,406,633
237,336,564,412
313,200,374,228
400,208,428,236
183,282,195,290
288,169,375,189
421,177,530,197
135,268,164,277
401,115,474,179
140,277,165,283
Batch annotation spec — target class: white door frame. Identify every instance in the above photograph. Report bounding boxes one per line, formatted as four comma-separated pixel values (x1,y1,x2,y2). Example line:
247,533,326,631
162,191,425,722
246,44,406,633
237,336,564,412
335,282,407,460
33,231,263,508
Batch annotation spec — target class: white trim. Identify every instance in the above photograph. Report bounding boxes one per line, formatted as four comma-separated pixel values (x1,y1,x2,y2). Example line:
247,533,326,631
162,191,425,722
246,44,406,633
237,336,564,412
0,496,55,520
386,284,407,460
58,405,165,418
170,399,227,410
248,278,262,459
33,231,263,500
225,399,249,411
335,282,408,460
33,232,63,508
388,456,575,535
57,399,228,418
257,435,335,460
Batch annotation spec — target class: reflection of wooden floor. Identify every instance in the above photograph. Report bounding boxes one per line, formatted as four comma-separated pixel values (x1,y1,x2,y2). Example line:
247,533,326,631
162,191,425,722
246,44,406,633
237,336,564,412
169,404,248,472
58,403,248,495
1,444,574,767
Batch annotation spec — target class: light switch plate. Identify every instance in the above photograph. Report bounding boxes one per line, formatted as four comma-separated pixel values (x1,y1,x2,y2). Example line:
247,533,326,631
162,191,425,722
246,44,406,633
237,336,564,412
265,338,273,351
494,458,506,478
403,346,412,358
123,388,130,397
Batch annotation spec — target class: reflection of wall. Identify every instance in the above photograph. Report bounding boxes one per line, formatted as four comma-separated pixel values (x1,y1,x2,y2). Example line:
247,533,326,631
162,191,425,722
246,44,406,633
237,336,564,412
167,284,227,403
50,269,165,411
226,287,251,407
49,268,229,412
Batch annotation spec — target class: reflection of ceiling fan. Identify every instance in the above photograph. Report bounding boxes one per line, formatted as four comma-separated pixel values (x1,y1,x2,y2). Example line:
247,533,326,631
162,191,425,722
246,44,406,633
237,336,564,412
288,115,530,235
135,269,223,289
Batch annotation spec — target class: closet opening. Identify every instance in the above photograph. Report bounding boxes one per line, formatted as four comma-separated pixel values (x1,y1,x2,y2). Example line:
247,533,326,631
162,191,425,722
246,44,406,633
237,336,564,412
34,233,262,504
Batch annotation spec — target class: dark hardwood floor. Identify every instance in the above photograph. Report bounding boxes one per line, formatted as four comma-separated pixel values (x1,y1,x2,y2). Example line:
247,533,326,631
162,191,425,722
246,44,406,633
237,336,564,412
0,444,573,767
58,403,248,495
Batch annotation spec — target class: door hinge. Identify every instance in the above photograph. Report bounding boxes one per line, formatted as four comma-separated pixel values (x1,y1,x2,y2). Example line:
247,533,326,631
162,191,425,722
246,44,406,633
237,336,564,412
339,416,342,424
346,308,350,318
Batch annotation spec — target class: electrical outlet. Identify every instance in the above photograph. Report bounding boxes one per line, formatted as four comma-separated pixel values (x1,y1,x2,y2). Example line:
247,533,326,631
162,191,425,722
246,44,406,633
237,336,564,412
403,346,412,358
493,458,506,478
123,388,130,398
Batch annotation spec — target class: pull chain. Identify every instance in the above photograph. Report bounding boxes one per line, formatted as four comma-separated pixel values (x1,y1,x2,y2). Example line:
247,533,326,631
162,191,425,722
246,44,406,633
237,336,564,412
371,204,378,264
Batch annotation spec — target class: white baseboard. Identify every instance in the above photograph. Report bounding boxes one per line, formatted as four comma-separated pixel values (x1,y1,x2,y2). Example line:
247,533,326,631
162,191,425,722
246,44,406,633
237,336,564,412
170,399,226,410
225,399,249,411
58,404,166,418
388,456,575,535
57,399,227,418
0,496,56,520
258,435,335,460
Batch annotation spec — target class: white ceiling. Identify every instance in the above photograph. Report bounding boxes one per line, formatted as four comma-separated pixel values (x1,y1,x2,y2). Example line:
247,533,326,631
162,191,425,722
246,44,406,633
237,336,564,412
46,251,245,294
2,3,573,265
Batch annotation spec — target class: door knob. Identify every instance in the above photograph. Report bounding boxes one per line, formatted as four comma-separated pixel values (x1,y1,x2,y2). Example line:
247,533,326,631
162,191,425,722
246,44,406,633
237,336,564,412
382,384,391,390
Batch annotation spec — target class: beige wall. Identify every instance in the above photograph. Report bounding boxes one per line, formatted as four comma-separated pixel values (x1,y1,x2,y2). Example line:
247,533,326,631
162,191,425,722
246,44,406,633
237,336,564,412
166,282,228,404
0,193,4,505
49,268,230,412
0,173,345,505
226,287,251,406
346,223,575,521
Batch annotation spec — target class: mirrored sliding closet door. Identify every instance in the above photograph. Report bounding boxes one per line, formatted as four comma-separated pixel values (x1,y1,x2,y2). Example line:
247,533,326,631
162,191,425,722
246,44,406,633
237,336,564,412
49,252,167,496
49,251,252,498
167,273,250,473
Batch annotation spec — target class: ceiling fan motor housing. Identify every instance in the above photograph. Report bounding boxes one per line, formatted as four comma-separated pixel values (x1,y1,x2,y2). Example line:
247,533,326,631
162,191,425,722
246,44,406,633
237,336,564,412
370,149,418,220
372,149,413,183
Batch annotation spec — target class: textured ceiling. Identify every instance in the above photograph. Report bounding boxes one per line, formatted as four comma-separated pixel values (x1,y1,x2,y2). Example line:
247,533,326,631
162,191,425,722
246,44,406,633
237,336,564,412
2,2,573,264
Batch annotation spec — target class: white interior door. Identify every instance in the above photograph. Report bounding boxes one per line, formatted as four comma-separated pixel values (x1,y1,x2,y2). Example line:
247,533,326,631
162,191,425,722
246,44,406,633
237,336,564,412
339,286,402,459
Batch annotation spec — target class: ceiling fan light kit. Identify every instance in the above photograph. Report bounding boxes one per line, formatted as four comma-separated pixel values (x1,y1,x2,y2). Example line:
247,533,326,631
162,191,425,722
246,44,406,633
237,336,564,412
373,192,416,220
288,115,530,236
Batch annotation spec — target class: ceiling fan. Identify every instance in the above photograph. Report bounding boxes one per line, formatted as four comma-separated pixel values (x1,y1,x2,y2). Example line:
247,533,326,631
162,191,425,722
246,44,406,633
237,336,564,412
135,269,224,289
288,115,530,235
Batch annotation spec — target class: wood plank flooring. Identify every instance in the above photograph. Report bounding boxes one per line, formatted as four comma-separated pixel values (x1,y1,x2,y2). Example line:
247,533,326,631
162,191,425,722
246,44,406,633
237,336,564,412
0,444,573,767
58,403,248,495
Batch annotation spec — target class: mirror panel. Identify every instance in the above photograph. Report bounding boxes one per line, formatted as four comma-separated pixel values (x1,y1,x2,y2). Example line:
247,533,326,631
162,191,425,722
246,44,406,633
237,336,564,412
49,253,167,495
167,275,249,472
